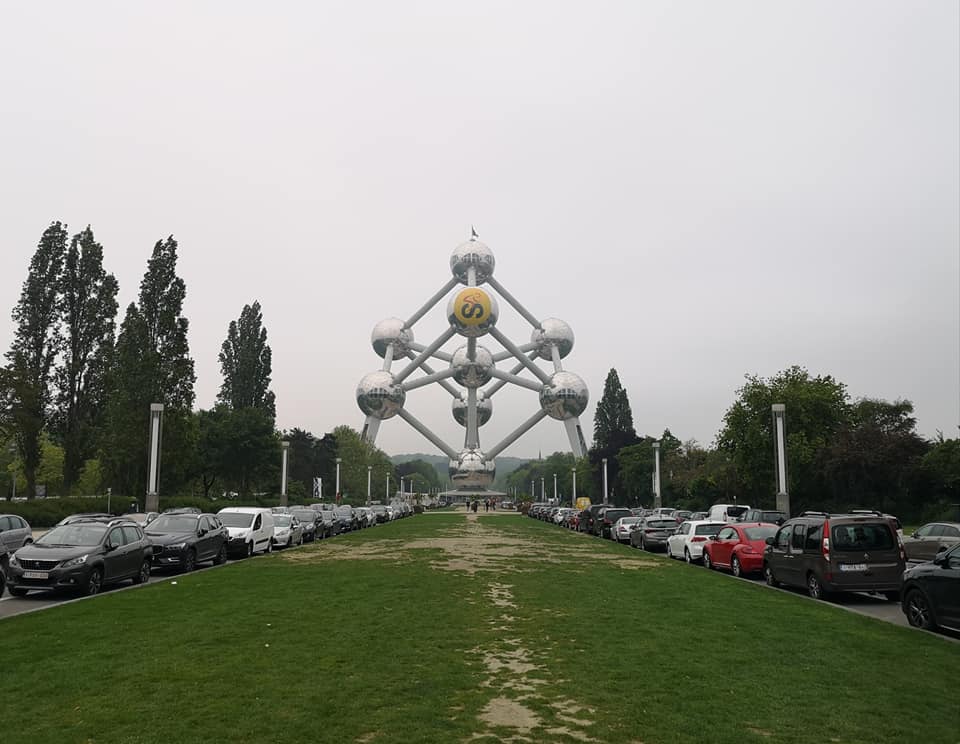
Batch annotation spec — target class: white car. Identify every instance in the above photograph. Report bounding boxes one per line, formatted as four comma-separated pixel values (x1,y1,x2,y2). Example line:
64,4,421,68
218,507,275,557
665,520,726,563
612,516,642,543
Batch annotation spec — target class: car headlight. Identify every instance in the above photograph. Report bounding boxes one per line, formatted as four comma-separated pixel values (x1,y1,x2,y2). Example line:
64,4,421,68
168,543,187,551
9,555,19,567
61,554,89,569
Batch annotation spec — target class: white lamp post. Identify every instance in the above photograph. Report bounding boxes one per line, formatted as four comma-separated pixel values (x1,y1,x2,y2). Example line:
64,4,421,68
602,457,608,505
335,457,342,503
280,441,290,506
772,404,789,516
571,467,577,507
652,441,661,509
367,465,372,506
553,473,557,503
145,403,164,513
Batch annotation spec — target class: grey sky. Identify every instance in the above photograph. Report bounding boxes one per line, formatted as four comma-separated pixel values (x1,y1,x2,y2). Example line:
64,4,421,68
1,2,957,460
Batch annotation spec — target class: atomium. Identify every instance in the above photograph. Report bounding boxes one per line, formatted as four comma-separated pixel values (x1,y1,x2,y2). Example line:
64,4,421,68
357,232,589,494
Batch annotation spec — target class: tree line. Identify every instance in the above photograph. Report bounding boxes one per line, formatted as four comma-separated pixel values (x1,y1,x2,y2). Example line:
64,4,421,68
0,222,401,505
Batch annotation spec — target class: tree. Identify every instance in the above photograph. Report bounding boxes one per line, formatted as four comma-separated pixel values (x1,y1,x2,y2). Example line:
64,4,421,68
717,366,849,509
218,301,275,417
5,223,67,499
100,237,196,497
395,459,441,491
54,226,118,493
592,368,637,452
332,425,395,504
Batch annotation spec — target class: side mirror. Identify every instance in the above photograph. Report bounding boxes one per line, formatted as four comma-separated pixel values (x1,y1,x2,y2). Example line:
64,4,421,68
710,535,719,541
105,542,117,552
198,529,207,537
765,536,775,546
911,532,919,539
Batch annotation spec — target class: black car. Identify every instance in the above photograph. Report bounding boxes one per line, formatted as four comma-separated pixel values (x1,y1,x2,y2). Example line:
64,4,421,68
901,543,960,632
289,508,321,542
599,508,633,539
320,511,341,537
146,513,228,571
7,518,153,596
741,508,787,526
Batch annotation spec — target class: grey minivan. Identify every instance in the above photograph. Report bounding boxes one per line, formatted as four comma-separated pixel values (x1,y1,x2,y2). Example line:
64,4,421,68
0,514,33,553
763,512,905,601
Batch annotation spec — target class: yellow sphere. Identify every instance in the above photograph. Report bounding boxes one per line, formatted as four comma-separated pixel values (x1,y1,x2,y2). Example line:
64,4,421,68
447,287,499,337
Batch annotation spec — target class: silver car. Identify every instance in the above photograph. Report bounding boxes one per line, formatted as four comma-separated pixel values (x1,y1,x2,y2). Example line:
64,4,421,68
0,514,33,553
903,522,960,562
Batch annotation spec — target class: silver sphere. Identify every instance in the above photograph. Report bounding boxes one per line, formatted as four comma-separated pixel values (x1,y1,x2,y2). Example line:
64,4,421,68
371,317,414,358
446,287,499,338
450,345,495,388
452,390,493,427
356,370,406,420
539,371,589,421
531,317,574,359
450,239,495,285
448,448,496,488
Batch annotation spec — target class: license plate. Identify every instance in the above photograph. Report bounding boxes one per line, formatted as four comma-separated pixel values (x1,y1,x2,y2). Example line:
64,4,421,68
840,563,867,572
22,570,48,579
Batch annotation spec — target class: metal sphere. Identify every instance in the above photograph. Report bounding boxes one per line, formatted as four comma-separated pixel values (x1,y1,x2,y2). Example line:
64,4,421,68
452,390,492,427
450,239,495,285
448,448,496,488
446,287,499,338
539,371,589,421
450,345,495,388
531,318,574,359
356,370,405,420
371,317,414,358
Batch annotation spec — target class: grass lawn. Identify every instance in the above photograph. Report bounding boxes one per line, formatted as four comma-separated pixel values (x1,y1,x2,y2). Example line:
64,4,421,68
1,513,957,744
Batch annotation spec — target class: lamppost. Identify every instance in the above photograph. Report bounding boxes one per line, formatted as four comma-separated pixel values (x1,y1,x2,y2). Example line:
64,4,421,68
602,457,608,505
366,465,372,506
335,457,342,503
571,466,577,507
540,476,545,502
280,441,290,506
385,472,391,501
553,473,557,503
771,404,789,516
652,441,661,509
146,403,164,513
530,479,534,500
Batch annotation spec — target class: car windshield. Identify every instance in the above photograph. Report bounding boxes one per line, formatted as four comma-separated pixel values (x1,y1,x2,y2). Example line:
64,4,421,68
147,515,198,533
744,526,778,541
291,511,315,521
38,523,107,546
275,516,292,527
726,506,749,519
647,519,677,529
218,513,254,528
334,507,352,516
832,523,894,551
606,510,631,520
695,524,724,536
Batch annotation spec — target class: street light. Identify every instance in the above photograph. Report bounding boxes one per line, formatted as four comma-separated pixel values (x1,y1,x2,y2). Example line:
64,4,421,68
652,441,661,509
146,403,164,513
385,472,391,501
571,466,577,507
540,476,545,502
553,473,557,502
602,457,608,505
335,457,342,503
280,441,290,506
366,465,372,506
772,404,789,516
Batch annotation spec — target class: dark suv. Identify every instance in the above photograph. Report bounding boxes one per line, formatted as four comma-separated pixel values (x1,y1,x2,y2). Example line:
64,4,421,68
763,511,905,600
741,508,786,526
7,518,153,596
146,512,228,571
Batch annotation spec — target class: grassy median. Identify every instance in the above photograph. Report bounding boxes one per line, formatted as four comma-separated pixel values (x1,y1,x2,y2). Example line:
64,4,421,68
0,513,957,744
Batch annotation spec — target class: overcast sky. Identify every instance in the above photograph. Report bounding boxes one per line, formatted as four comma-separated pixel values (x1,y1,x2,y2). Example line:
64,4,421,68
0,2,957,461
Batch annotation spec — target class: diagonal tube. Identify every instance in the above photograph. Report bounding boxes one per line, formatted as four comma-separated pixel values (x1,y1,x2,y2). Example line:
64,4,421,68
408,343,452,363
488,369,543,392
486,409,549,460
405,277,459,329
402,367,458,392
397,408,459,460
487,276,541,329
489,327,550,383
394,326,456,384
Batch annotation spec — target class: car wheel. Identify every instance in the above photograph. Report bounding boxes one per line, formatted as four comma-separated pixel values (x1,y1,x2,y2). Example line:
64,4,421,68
85,568,103,596
731,557,742,578
684,548,693,564
267,541,273,554
133,560,151,585
246,542,254,558
904,589,936,630
182,550,196,573
764,564,779,587
214,545,228,565
640,537,646,552
807,573,825,600
9,586,28,597
703,551,713,570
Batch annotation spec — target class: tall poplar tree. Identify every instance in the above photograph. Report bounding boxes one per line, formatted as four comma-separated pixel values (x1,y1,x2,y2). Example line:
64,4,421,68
101,237,196,496
54,226,119,492
217,300,275,417
593,368,637,451
5,223,68,498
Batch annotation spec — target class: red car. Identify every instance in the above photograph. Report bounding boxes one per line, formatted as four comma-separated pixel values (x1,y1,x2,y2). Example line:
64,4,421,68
702,522,779,577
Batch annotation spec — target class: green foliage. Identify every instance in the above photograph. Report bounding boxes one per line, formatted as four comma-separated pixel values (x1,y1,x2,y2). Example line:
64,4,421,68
5,222,68,498
332,425,395,502
217,300,275,417
196,405,278,498
592,368,637,452
74,458,103,495
504,452,587,503
395,459,441,491
54,226,118,492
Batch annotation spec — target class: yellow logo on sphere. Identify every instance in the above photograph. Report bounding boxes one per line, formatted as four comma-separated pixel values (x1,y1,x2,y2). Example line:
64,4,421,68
453,288,492,327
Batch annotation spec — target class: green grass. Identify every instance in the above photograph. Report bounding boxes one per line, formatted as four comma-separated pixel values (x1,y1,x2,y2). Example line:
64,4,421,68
1,514,957,744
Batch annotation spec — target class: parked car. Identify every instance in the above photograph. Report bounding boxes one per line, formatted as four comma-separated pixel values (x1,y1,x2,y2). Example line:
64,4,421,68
289,508,321,542
146,512,228,571
702,523,780,577
319,511,340,537
163,507,202,515
272,515,303,548
630,517,679,552
902,522,960,562
674,510,692,523
55,512,114,526
611,516,641,543
0,550,5,597
763,511,905,600
688,511,708,521
371,505,390,524
740,508,787,526
706,504,751,524
218,507,275,557
900,543,960,632
335,505,358,531
7,518,152,596
599,508,633,539
665,520,726,562
124,512,159,529
0,514,33,553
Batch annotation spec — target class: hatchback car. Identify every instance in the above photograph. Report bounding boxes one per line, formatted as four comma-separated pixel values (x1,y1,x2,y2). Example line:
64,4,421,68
7,518,152,596
611,516,641,543
665,520,725,562
702,523,779,577
272,515,304,548
629,517,679,551
598,508,633,539
289,508,321,542
902,522,960,562
900,544,960,632
740,508,787,526
146,513,227,571
763,512,905,600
